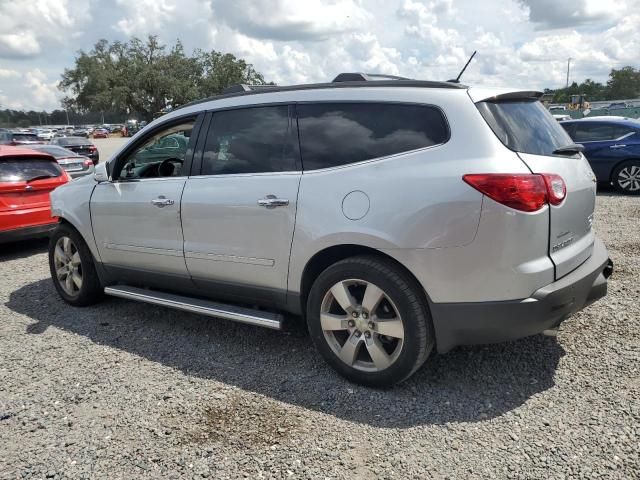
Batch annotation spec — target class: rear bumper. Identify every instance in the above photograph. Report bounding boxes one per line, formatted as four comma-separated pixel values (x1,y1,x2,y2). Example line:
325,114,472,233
0,222,57,244
430,237,612,353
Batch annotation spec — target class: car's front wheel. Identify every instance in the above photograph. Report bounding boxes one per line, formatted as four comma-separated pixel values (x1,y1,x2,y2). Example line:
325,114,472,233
307,255,434,387
612,160,640,195
49,224,103,306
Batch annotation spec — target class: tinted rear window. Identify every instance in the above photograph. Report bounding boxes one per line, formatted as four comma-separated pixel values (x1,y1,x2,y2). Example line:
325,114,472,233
477,99,573,156
13,133,38,141
58,137,88,145
570,123,637,142
0,158,62,182
297,102,449,170
30,146,77,158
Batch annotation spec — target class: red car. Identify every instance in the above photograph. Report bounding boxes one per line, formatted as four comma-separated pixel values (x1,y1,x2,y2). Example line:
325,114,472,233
0,146,71,243
92,129,109,139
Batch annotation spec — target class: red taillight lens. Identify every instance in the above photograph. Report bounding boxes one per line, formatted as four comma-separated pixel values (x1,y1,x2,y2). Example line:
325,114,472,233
541,173,566,205
83,158,93,167
463,173,562,212
89,145,97,152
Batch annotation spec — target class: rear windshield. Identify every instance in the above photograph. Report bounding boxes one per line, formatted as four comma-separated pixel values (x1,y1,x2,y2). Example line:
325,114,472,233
13,133,38,141
57,137,88,145
29,145,77,158
0,158,62,182
476,99,573,156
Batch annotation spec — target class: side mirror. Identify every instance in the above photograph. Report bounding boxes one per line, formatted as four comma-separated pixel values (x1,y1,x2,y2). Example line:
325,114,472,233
94,162,110,182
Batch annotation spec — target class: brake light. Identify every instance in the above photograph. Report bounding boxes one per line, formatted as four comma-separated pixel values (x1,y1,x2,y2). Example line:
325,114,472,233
542,173,566,205
89,145,97,152
83,158,93,167
463,173,566,212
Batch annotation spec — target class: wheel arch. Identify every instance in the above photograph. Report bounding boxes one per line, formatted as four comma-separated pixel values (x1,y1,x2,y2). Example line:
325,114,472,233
298,244,428,316
609,157,640,184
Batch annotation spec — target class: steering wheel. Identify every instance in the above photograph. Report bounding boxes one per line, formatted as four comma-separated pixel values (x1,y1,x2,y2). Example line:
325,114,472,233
158,158,183,177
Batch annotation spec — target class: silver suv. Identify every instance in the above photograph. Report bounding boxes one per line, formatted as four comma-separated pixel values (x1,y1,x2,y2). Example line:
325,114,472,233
48,74,613,387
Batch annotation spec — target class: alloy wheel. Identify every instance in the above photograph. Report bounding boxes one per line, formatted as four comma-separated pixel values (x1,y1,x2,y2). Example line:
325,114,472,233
617,165,640,192
53,236,83,297
320,279,405,372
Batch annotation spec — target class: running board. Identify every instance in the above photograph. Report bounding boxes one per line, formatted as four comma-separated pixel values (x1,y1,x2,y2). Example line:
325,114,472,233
104,285,283,330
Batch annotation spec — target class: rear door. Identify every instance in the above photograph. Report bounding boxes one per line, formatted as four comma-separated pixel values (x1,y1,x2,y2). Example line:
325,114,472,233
476,97,597,279
0,155,68,231
181,104,301,305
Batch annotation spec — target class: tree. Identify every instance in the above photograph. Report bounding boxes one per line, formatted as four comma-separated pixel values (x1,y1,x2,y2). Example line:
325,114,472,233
59,36,269,121
607,66,640,99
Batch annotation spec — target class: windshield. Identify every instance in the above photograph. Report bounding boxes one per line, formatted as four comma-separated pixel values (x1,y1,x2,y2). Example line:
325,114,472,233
0,158,63,182
477,99,574,156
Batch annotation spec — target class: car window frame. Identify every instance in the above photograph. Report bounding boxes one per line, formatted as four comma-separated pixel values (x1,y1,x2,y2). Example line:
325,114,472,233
294,100,451,172
192,102,301,177
109,112,204,182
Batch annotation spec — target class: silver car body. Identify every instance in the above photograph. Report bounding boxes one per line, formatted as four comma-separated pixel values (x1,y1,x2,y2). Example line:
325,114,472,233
50,82,610,352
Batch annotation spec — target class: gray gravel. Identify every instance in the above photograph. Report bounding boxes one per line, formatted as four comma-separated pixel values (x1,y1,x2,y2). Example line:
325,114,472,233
1,192,638,479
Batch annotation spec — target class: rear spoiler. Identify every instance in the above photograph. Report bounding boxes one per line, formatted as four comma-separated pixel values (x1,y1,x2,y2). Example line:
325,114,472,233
468,88,543,103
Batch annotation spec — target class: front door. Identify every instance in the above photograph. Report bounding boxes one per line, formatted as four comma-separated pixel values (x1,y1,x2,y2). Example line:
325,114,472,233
181,104,301,305
91,116,200,280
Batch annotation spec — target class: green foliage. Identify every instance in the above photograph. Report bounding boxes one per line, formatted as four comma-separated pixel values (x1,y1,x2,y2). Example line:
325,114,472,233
548,67,640,103
59,36,269,121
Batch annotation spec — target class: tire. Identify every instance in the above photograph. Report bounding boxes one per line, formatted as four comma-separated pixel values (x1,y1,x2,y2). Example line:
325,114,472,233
306,255,434,387
612,160,640,195
48,224,104,306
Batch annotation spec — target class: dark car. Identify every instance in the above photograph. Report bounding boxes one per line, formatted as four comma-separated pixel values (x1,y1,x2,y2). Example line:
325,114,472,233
50,136,99,164
24,144,95,179
0,131,44,146
560,117,640,194
71,127,89,138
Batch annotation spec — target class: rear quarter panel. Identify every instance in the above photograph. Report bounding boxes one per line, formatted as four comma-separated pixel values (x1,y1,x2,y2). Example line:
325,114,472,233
287,88,532,296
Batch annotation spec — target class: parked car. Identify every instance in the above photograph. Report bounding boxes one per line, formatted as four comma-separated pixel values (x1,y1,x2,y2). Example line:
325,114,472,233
92,128,109,139
0,146,70,243
47,75,612,386
36,129,56,141
50,136,99,164
608,102,631,110
0,131,44,146
560,117,640,194
71,127,89,138
24,145,95,179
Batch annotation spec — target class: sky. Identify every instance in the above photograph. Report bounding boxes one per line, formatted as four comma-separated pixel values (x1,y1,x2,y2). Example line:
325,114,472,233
0,0,638,111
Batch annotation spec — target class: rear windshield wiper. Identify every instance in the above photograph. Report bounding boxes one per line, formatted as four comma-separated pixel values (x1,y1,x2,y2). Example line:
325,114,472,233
553,143,584,156
26,174,56,182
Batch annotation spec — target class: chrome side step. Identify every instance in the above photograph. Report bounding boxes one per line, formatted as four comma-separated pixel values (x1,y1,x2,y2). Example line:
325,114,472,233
104,285,283,330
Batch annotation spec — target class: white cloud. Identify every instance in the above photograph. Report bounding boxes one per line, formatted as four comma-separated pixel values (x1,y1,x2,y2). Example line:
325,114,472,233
1,0,640,111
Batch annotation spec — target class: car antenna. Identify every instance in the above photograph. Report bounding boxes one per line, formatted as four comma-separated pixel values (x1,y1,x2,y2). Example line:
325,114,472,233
448,50,477,83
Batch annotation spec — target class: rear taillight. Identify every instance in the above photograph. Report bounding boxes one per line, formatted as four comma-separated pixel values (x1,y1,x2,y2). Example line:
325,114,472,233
83,159,92,167
463,173,566,212
541,173,566,205
89,145,97,152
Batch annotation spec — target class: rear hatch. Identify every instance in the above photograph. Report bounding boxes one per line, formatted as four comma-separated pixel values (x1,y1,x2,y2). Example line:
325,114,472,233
65,143,94,156
0,156,68,229
475,93,597,279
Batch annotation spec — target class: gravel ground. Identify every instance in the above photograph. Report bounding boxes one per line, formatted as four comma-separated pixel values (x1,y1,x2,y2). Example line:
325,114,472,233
1,192,638,479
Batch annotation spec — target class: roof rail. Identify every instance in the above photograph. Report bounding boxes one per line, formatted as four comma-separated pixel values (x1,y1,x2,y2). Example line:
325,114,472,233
221,84,280,95
332,72,410,82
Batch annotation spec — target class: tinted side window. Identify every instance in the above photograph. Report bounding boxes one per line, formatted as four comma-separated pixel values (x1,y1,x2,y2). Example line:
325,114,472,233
201,105,296,175
297,103,448,170
573,123,617,142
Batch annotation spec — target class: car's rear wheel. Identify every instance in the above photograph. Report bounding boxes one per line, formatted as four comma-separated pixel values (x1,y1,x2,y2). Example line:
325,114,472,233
612,160,640,195
307,255,434,387
49,224,103,306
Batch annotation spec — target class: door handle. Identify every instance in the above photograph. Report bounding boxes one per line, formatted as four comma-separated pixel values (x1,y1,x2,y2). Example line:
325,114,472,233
258,195,289,209
151,196,175,208
609,144,627,149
